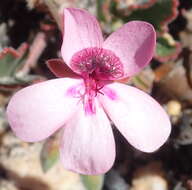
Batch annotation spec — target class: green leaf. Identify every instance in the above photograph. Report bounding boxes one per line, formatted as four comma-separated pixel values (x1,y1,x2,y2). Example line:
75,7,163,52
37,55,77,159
131,67,155,93
0,44,45,90
0,52,19,77
157,38,174,57
97,0,107,22
0,74,44,90
81,175,104,190
115,0,156,10
40,136,59,173
0,46,28,78
97,0,114,26
155,35,181,62
115,0,179,32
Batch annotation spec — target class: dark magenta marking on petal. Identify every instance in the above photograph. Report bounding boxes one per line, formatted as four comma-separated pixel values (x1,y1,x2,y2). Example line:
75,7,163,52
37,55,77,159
102,87,118,101
84,95,96,115
70,47,124,80
66,83,84,98
66,81,97,115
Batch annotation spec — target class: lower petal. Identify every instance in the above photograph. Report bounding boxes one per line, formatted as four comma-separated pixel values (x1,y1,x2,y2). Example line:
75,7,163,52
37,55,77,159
60,100,115,175
99,83,171,153
6,78,82,142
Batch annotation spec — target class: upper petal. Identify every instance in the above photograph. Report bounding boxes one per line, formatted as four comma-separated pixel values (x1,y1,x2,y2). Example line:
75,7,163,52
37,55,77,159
61,8,103,67
60,100,115,175
99,83,171,152
6,78,82,142
103,21,156,78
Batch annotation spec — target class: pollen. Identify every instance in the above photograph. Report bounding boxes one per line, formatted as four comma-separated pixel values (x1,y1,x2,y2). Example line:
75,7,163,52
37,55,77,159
70,47,124,80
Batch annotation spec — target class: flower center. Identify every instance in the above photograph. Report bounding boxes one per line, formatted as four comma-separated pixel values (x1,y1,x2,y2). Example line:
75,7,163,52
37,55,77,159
70,47,124,80
70,47,123,115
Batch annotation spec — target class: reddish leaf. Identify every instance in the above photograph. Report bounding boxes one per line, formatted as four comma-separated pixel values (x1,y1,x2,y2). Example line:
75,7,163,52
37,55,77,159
46,58,80,78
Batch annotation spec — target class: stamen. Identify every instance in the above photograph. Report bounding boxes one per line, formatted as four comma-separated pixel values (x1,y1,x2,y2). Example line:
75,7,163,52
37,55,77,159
70,47,124,80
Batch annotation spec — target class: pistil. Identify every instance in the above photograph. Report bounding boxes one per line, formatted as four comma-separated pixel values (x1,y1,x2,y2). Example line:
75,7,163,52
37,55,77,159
83,76,97,115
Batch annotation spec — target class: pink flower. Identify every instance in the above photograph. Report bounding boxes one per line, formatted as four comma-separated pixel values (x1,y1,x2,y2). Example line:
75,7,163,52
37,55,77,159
6,8,171,175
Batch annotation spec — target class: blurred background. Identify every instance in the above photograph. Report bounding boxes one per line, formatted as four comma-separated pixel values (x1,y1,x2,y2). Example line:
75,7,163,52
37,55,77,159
0,0,192,189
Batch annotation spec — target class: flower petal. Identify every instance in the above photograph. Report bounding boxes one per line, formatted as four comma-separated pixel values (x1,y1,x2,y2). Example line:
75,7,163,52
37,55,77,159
6,78,82,142
61,8,103,66
60,100,115,175
46,59,80,78
99,83,171,152
103,21,156,78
